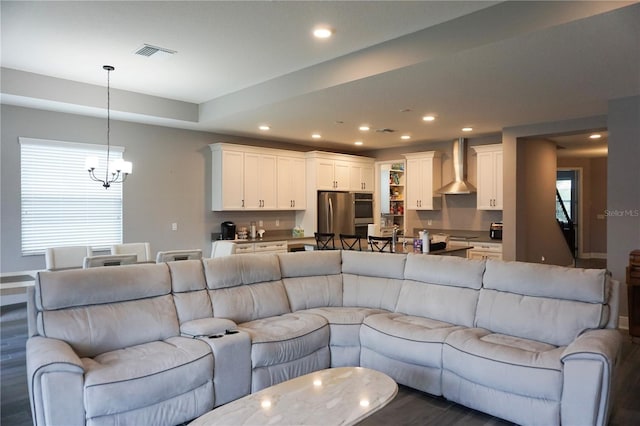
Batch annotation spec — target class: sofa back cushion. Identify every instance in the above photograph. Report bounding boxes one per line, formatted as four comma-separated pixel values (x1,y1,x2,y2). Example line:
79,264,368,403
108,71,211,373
203,254,290,323
398,254,485,327
168,260,213,324
477,260,611,346
341,251,405,311
279,251,343,311
203,254,281,289
35,264,178,357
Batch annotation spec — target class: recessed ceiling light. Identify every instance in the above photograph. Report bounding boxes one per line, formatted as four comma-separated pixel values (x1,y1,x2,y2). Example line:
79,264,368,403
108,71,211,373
589,134,602,139
311,133,322,139
422,115,436,122
313,26,334,39
354,141,363,146
401,135,411,140
258,125,270,131
359,125,370,131
462,127,473,132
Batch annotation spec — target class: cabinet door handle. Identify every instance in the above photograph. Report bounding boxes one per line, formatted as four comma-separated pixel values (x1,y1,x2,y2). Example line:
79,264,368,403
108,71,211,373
242,199,245,208
292,200,295,208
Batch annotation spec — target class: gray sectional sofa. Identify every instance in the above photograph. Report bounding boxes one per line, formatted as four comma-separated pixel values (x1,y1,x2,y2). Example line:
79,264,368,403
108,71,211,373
27,250,622,426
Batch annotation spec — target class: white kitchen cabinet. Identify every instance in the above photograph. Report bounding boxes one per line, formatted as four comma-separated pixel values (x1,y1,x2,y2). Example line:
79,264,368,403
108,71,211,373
212,148,245,210
309,152,374,192
231,240,288,255
467,242,503,260
472,144,503,210
210,143,305,211
350,163,374,192
316,158,350,190
277,156,306,209
254,240,288,254
403,151,442,210
244,152,277,209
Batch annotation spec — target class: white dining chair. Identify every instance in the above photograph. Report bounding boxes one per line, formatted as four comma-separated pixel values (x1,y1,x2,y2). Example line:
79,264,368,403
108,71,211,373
156,249,203,263
111,242,152,262
45,245,92,270
210,241,237,258
83,254,138,268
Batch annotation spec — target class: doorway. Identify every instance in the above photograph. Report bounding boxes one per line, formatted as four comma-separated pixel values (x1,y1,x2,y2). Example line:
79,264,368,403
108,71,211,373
556,169,580,258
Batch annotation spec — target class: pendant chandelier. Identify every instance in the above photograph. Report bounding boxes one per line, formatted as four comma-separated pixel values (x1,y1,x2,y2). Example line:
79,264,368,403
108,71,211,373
85,65,132,189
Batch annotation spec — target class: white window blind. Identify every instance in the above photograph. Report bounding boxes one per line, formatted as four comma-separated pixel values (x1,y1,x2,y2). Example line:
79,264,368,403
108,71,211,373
20,137,124,255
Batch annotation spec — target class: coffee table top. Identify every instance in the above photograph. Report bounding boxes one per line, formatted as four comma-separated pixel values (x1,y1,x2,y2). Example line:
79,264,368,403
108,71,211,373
190,367,397,426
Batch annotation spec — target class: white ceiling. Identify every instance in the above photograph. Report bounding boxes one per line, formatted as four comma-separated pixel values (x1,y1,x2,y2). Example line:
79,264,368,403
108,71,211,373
1,1,639,153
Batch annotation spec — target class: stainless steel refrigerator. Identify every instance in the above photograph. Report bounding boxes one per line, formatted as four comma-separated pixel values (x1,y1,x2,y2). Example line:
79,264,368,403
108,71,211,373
317,191,355,235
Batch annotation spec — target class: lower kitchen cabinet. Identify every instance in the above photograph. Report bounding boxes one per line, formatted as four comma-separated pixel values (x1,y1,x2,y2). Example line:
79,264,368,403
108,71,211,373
233,241,288,255
467,242,503,260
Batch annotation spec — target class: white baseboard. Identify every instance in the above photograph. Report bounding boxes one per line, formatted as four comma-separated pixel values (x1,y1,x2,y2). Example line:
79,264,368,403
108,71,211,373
619,316,629,330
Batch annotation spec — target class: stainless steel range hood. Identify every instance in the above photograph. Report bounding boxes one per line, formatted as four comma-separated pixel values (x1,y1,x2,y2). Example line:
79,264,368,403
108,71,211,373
437,138,476,194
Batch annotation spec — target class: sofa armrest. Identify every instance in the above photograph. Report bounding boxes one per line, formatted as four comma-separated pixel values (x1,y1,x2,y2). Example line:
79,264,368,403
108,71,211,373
180,317,238,338
560,329,623,426
27,336,86,426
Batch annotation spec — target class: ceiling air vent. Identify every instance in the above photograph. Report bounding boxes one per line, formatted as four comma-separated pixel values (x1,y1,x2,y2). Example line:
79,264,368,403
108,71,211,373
134,44,177,58
376,128,395,133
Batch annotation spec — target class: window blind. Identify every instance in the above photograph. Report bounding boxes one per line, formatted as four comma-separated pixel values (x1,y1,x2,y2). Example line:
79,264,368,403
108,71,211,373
20,137,124,255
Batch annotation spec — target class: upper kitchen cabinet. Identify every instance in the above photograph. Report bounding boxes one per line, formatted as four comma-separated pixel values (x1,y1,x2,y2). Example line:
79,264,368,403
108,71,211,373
316,157,351,190
211,146,245,210
244,152,277,209
350,163,374,192
210,143,305,211
403,151,442,210
472,144,503,210
277,156,306,210
307,151,375,193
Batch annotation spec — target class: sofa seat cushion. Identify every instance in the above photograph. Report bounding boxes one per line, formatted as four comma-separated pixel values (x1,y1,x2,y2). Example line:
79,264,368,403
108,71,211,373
82,337,213,418
443,328,565,401
238,313,329,368
361,313,462,367
301,307,387,325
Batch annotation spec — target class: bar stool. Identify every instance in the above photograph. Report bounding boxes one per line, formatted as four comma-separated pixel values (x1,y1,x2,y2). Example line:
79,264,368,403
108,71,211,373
339,234,362,251
314,232,335,250
368,236,393,252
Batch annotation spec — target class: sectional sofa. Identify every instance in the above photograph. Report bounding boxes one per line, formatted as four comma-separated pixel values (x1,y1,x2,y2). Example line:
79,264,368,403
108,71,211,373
26,250,621,426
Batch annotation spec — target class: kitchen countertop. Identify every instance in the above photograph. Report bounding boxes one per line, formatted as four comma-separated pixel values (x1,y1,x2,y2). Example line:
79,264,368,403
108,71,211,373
211,231,313,244
212,229,502,245
410,229,501,244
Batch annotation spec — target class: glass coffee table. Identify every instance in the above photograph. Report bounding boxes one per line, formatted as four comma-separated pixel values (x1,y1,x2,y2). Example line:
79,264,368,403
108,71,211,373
190,367,398,426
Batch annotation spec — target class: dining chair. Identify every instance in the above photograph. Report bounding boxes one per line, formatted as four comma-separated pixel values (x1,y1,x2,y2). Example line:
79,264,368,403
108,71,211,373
368,236,393,252
210,241,237,258
339,234,362,251
314,232,335,250
83,254,138,268
111,242,152,262
45,245,92,270
156,249,203,263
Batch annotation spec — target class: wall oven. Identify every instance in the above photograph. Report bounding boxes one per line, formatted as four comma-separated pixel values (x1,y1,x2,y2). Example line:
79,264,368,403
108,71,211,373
354,192,374,237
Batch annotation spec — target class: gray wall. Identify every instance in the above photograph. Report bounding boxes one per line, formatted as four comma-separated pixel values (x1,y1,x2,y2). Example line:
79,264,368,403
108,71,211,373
0,105,297,272
516,138,573,266
607,96,640,320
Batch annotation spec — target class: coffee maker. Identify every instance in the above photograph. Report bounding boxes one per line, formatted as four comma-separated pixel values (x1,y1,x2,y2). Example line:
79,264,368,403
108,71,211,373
221,221,236,240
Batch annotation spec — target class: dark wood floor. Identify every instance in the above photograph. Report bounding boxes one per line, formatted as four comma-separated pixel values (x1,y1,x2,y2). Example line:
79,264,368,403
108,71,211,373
2,302,639,426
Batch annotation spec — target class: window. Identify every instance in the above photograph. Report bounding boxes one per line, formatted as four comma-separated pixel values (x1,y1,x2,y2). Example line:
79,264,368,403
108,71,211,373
20,137,124,255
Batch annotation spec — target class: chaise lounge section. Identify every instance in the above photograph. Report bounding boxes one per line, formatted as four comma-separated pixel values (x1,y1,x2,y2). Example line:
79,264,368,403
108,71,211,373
27,250,621,426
